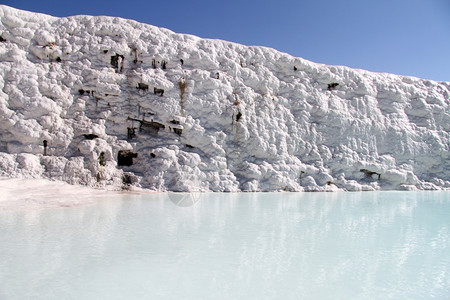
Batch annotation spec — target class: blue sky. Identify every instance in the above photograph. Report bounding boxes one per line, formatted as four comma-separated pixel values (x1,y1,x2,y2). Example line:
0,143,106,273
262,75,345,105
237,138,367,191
2,0,450,81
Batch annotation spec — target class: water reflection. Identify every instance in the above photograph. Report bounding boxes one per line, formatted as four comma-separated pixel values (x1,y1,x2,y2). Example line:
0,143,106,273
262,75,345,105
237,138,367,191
0,192,449,299
167,193,202,207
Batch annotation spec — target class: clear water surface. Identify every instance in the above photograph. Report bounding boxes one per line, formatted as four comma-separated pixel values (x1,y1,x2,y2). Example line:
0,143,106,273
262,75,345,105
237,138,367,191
0,191,449,300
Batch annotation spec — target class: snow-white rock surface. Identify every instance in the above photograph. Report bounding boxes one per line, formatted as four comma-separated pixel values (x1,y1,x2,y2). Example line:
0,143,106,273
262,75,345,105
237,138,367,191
0,177,107,210
0,5,449,192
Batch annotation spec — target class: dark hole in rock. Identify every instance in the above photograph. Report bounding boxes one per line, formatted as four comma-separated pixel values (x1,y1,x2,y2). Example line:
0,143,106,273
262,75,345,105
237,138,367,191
236,111,242,122
170,119,180,125
78,89,93,96
180,59,184,65
150,153,156,158
98,152,106,166
137,83,149,91
0,36,6,42
185,144,194,149
43,140,48,156
118,150,138,167
111,54,124,66
360,169,381,180
127,127,136,140
83,134,98,140
123,174,132,184
328,82,339,91
140,120,165,135
103,50,108,54
55,57,61,62
154,87,164,96
162,60,167,69
111,54,124,72
294,66,298,71
173,128,182,136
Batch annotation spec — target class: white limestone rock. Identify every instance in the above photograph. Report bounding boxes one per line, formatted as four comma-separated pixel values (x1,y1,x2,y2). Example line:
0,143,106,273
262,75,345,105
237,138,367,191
0,5,448,192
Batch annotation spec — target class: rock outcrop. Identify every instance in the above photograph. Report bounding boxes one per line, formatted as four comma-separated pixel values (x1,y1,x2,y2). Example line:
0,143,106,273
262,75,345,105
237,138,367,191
0,6,449,191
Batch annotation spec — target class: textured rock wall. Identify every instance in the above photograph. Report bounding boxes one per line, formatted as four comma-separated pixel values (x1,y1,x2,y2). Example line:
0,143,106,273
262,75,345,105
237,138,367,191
0,5,449,191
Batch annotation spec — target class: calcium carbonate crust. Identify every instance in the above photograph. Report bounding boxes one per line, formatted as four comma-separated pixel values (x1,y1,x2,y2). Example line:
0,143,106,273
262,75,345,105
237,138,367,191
0,5,449,192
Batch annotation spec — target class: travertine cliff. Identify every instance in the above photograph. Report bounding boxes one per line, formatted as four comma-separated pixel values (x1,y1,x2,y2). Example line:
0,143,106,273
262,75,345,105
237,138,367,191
0,6,449,191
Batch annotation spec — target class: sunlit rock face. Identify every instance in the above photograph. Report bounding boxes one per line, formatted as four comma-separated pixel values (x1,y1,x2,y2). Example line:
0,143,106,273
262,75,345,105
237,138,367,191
0,5,449,191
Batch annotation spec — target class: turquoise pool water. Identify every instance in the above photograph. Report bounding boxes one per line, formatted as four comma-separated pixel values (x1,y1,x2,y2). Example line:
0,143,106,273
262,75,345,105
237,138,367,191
1,191,449,299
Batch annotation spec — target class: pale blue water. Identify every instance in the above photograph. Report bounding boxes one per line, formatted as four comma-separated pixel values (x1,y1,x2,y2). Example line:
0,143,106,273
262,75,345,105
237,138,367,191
0,191,449,300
